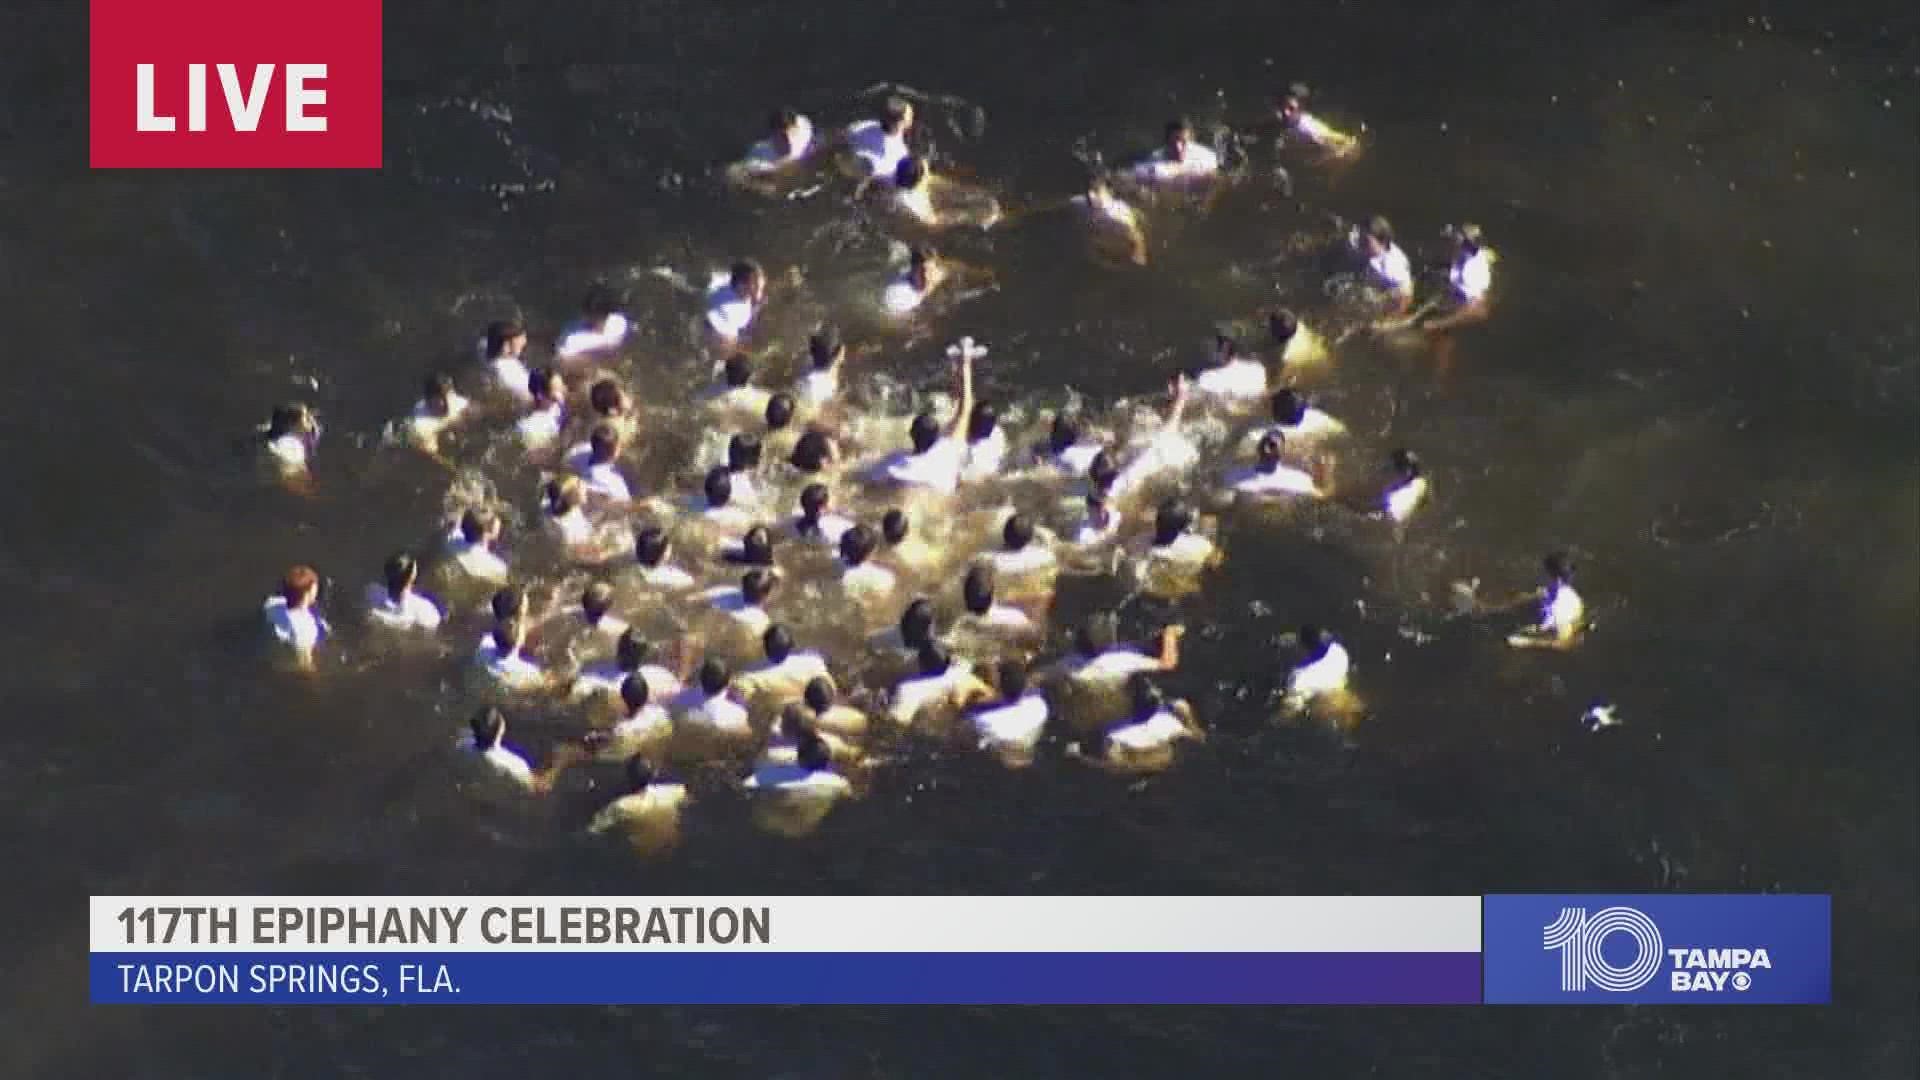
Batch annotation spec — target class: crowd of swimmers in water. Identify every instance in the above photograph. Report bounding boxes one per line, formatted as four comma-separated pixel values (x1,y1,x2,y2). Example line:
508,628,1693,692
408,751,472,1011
254,84,1585,846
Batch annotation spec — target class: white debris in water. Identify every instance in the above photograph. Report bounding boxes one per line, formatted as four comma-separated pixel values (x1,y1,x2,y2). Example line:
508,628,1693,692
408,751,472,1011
1582,704,1624,731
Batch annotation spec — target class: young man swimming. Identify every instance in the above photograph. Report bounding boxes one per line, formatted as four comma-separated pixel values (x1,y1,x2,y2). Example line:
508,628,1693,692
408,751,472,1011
1274,83,1359,157
1225,431,1325,499
668,656,753,743
467,706,581,793
792,483,856,546
1073,174,1148,265
631,526,699,592
1506,552,1585,650
881,245,947,318
482,319,532,401
474,615,556,693
797,330,845,410
969,659,1051,762
704,353,774,425
700,568,779,638
515,367,568,451
1423,223,1495,334
705,260,768,345
888,155,1002,230
366,552,443,631
571,627,692,705
263,564,328,660
956,565,1040,640
846,96,915,183
258,403,321,487
837,524,899,602
1353,215,1415,315
1132,118,1221,185
733,106,816,180
586,753,689,835
878,339,976,495
1284,624,1351,707
1077,673,1204,772
556,285,629,362
446,507,511,586
404,372,471,457
567,424,634,506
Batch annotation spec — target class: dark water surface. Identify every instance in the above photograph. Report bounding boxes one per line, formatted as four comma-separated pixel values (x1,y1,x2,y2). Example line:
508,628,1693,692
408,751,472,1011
2,1,1916,1076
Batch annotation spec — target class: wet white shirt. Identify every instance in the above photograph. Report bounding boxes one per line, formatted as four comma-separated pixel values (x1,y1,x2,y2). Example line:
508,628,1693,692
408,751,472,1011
670,686,752,739
572,661,684,703
961,427,1008,483
477,742,535,787
547,507,595,548
1540,584,1584,637
1133,143,1221,183
795,512,856,546
408,393,470,441
609,704,672,743
1226,463,1321,498
446,537,511,584
743,116,813,173
986,544,1058,579
961,604,1036,635
1385,476,1428,523
1369,244,1414,295
881,274,929,316
489,356,533,401
1075,192,1140,230
798,368,838,408
635,562,698,591
1108,708,1192,751
888,661,975,725
263,597,325,650
848,119,909,179
1194,359,1268,400
884,438,965,494
566,447,633,504
1265,408,1347,445
840,560,898,599
475,642,547,691
1064,648,1160,685
738,651,831,696
516,402,565,447
365,585,444,631
973,694,1050,752
1288,642,1351,697
589,784,689,831
704,283,757,340
265,434,311,470
557,314,630,359
701,586,772,636
746,763,853,795
1112,430,1199,499
1451,249,1493,303
1150,532,1218,568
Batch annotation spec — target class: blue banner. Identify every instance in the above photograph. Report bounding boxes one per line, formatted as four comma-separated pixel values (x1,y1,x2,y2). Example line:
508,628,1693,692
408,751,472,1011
91,951,1482,1005
1482,894,1830,1004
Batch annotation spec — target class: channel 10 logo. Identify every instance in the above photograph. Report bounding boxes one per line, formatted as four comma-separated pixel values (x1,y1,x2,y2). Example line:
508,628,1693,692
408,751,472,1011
1541,906,1663,992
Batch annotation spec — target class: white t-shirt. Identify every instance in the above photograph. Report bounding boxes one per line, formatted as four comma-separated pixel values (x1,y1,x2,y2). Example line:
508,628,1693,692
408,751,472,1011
557,314,630,359
263,597,325,650
516,402,565,447
1194,359,1268,400
701,586,772,636
840,560,898,599
1540,584,1584,637
566,448,633,505
848,119,909,179
1150,531,1217,568
364,585,443,631
888,661,975,725
1451,249,1492,303
264,434,310,470
670,687,752,739
973,694,1050,752
588,784,689,831
795,512,856,547
798,368,838,407
1075,192,1140,230
960,427,1008,483
1046,442,1104,477
742,116,813,173
1226,464,1321,498
407,393,470,441
477,742,535,787
705,284,757,340
738,651,831,696
1133,143,1220,183
1369,244,1414,295
746,763,853,795
446,537,511,584
1385,476,1428,523
1107,709,1191,751
571,661,683,703
1112,430,1199,499
881,274,928,316
609,704,672,743
490,356,533,401
1260,408,1347,446
1064,648,1160,685
961,604,1036,635
1288,642,1351,697
884,438,965,494
475,642,546,690
986,545,1058,579
635,562,698,591
548,507,595,548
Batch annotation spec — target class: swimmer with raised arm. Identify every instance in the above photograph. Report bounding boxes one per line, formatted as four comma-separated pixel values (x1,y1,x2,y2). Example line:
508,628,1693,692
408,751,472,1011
1050,616,1184,688
1274,83,1359,157
1110,373,1199,503
556,285,629,363
878,339,976,495
366,552,444,631
263,564,328,665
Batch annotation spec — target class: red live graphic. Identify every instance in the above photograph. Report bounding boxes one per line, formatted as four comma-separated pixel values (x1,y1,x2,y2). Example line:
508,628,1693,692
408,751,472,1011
89,0,383,168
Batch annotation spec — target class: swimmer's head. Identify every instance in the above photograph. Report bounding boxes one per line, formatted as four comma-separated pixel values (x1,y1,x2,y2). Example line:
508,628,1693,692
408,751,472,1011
1269,310,1299,346
1365,215,1396,256
1275,82,1310,123
804,676,835,713
619,672,650,713
799,483,831,522
1085,173,1113,201
529,366,565,405
490,585,527,622
808,330,844,371
899,597,936,649
1271,388,1308,426
907,245,936,289
881,96,913,135
281,564,320,607
698,657,731,696
267,403,315,439
1049,413,1081,454
741,568,776,606
459,507,501,546
839,523,878,567
797,731,832,771
1075,612,1118,657
1128,672,1165,716
791,430,832,473
1088,450,1119,492
588,423,620,465
484,319,527,359
1256,432,1285,468
1002,513,1035,552
967,402,999,444
703,466,734,508
1447,222,1484,255
881,508,911,546
634,526,671,568
470,705,506,749
581,581,616,623
763,623,795,664
545,476,584,517
738,526,775,567
624,753,655,791
908,412,942,454
729,259,767,302
996,659,1029,701
1543,551,1574,584
421,371,457,413
382,552,418,599
962,565,996,615
917,640,953,677
581,284,618,326
1389,448,1422,479
769,107,804,153
1214,334,1239,363
616,628,652,670
778,702,808,740
1154,499,1195,545
723,353,753,389
589,378,629,418
1298,623,1331,661
765,393,796,431
893,155,928,191
493,615,527,655
1165,117,1194,159
728,433,763,472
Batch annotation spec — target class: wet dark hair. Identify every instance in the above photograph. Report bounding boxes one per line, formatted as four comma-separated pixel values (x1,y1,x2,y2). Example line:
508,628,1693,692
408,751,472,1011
765,393,796,431
1389,448,1422,479
728,433,763,472
763,623,795,664
729,260,763,292
581,284,618,321
808,331,843,370
1269,310,1299,345
899,597,935,649
698,657,731,695
490,586,526,622
803,676,834,713
1165,117,1193,140
492,615,525,653
459,507,497,545
1076,612,1118,656
839,523,878,566
966,402,998,444
422,371,456,406
634,526,670,567
916,640,952,677
996,659,1029,701
962,565,995,615
1544,552,1575,583
588,423,620,464
470,706,506,748
1153,499,1195,546
779,702,809,739
545,477,583,516
1088,450,1119,492
616,628,652,671
894,155,928,190
1255,432,1285,467
736,526,775,567
769,107,800,133
383,552,418,600
704,466,734,508
484,319,525,359
1298,623,1331,661
1049,413,1081,454
625,753,655,791
267,404,310,439
741,568,776,605
723,354,753,388
799,483,831,521
1271,388,1309,426
908,413,941,454
528,366,562,403
619,672,650,712
589,378,627,417
797,731,832,770
791,430,832,472
881,96,911,132
1002,513,1034,551
881,509,910,545
1367,216,1396,247
581,581,616,621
